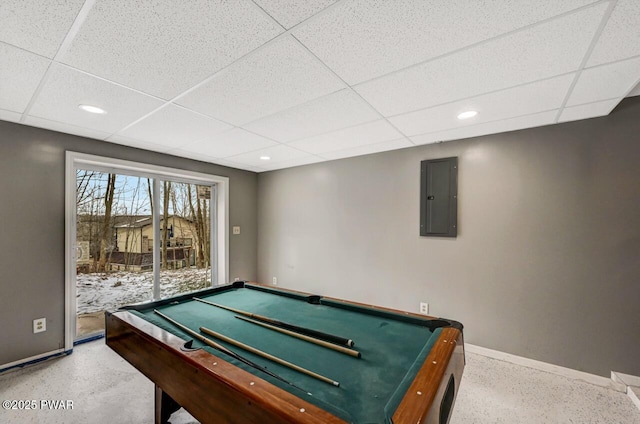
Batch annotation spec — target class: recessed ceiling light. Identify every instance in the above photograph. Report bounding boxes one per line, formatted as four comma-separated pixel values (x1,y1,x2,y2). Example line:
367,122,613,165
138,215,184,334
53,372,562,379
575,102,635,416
457,110,477,120
78,104,107,114
260,156,271,161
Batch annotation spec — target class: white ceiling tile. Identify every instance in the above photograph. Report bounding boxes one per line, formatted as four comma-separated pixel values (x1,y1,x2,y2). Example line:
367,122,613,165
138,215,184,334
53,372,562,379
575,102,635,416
558,99,619,123
288,119,405,154
243,89,379,142
160,148,218,164
0,43,50,113
0,109,22,123
226,144,312,166
24,115,112,140
176,128,278,158
106,134,172,153
587,0,640,66
212,159,264,173
177,35,346,125
390,74,574,136
116,104,232,149
257,156,324,172
354,3,608,117
1,1,635,172
567,57,640,106
0,0,84,58
29,63,164,134
320,138,413,161
253,0,337,29
237,165,267,173
294,0,598,84
59,0,283,99
628,82,640,98
410,111,558,145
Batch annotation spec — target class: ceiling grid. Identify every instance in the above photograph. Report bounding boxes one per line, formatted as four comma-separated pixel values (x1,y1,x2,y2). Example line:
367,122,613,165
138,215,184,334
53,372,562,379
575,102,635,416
1,0,639,172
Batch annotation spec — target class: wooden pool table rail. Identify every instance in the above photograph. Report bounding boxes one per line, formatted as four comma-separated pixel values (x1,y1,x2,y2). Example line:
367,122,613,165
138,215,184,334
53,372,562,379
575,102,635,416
106,310,344,424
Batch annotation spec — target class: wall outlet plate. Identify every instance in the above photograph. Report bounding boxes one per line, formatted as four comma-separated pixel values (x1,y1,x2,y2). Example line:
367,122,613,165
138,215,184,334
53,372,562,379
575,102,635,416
419,302,429,315
33,318,46,333
272,277,277,285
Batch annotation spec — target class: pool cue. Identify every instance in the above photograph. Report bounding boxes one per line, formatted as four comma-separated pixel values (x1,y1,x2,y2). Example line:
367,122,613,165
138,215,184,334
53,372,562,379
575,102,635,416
235,315,361,359
199,325,340,387
153,309,311,395
193,297,355,348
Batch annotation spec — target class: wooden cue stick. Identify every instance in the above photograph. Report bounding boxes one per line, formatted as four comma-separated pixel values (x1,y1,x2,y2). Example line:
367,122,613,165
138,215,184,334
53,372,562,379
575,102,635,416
153,310,313,395
235,315,361,358
154,309,220,348
193,297,355,348
199,325,340,387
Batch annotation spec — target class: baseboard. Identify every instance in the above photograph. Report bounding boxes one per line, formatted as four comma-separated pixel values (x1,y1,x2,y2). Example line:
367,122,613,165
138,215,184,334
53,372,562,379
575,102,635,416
73,333,104,346
465,344,627,393
628,386,640,411
612,371,640,388
611,371,640,412
0,349,71,374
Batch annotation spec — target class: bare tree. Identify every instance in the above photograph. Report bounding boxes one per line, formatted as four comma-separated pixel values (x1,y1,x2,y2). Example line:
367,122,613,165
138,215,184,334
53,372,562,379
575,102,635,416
147,178,153,211
161,181,171,269
186,185,199,268
121,177,144,270
97,173,116,272
186,184,210,269
76,169,98,209
200,192,210,267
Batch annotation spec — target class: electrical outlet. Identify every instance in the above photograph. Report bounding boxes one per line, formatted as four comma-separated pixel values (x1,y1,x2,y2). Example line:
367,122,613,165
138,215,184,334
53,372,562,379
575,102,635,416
272,277,277,285
232,226,241,235
234,277,240,281
33,318,46,333
419,302,429,315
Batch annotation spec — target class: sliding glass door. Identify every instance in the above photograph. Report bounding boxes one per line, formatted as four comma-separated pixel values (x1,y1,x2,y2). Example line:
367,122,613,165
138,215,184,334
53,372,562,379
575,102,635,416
67,153,228,343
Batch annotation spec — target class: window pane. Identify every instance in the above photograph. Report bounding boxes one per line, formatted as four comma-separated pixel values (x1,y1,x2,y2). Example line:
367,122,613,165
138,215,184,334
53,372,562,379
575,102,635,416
159,181,213,298
76,171,154,339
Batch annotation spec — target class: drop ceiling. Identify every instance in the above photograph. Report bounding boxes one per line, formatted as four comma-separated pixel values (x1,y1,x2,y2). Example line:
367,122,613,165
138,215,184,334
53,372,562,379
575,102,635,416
1,0,639,172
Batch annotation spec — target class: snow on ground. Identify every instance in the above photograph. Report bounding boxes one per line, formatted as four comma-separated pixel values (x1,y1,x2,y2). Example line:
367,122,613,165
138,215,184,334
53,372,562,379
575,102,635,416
76,268,211,314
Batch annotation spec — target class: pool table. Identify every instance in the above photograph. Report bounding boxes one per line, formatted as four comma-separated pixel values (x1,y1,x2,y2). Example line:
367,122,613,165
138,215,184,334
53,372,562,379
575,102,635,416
105,281,464,424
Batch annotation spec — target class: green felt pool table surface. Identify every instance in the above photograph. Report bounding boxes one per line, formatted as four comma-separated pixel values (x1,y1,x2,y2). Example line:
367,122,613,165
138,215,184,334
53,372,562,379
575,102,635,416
106,282,464,424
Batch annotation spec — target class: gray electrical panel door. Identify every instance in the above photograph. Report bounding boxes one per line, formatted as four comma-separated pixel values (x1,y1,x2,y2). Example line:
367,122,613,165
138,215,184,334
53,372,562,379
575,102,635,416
420,157,458,237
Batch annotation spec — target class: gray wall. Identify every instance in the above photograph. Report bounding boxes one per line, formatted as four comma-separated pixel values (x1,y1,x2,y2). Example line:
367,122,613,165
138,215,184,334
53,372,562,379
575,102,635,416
257,97,640,377
0,121,258,366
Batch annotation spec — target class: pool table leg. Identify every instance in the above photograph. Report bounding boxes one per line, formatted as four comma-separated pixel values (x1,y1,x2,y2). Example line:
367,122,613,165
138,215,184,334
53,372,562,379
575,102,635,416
154,385,182,424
